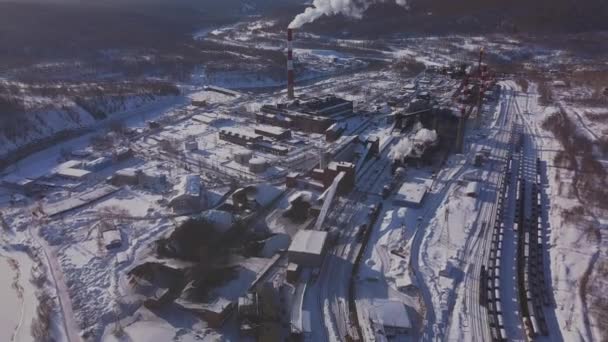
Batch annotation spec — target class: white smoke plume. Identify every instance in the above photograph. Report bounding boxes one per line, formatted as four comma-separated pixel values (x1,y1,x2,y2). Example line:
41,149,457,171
414,128,438,144
389,128,438,161
389,137,413,161
289,0,409,29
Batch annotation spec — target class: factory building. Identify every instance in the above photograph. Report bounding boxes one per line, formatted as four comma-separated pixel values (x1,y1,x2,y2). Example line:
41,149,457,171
219,128,263,147
254,125,292,140
287,230,328,268
259,94,354,134
219,128,289,156
298,95,354,117
324,161,356,194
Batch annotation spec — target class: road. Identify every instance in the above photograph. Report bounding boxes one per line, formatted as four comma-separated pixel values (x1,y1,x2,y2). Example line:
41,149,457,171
28,220,82,342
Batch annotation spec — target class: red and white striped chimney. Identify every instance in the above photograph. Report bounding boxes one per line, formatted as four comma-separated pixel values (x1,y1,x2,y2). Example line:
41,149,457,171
287,28,295,100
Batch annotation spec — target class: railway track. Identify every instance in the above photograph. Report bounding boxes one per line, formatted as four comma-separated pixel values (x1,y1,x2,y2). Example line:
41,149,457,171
483,86,552,341
514,99,552,340
315,143,393,342
464,86,514,342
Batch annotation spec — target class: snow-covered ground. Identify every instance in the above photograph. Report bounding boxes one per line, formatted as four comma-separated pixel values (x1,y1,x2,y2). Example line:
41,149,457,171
515,80,607,341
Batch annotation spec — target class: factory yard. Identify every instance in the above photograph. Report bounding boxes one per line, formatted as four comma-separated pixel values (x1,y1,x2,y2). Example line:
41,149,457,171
1,13,607,342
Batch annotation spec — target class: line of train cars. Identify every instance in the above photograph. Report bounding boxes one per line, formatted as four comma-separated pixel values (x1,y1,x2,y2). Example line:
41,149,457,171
482,128,551,341
514,130,550,339
482,129,517,341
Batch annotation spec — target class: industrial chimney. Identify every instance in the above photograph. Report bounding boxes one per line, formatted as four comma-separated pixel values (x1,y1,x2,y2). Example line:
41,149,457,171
287,28,295,100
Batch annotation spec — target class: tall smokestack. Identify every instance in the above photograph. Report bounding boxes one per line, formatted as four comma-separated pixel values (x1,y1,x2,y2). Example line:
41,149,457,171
478,47,484,79
287,28,295,100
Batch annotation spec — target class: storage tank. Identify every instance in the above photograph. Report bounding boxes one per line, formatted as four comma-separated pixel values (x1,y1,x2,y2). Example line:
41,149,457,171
234,150,253,165
249,158,268,173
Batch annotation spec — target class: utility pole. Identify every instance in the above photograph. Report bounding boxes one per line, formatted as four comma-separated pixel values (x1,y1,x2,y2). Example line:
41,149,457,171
476,47,485,128
456,106,466,153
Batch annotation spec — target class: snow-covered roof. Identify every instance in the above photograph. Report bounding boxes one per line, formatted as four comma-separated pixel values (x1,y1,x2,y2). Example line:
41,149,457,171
249,157,267,166
2,174,34,186
84,156,111,169
102,230,122,246
192,114,216,124
56,168,91,179
254,125,289,136
288,191,318,204
465,181,481,196
220,127,261,140
288,230,328,256
370,299,412,330
327,122,346,132
394,181,428,206
56,160,83,171
115,168,138,177
172,174,201,199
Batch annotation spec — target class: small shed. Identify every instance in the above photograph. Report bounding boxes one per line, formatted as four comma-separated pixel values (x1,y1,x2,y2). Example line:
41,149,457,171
465,181,480,197
102,230,122,250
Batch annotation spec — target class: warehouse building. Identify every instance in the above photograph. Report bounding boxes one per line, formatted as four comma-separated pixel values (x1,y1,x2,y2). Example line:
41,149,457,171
254,125,292,140
287,230,328,268
370,300,412,337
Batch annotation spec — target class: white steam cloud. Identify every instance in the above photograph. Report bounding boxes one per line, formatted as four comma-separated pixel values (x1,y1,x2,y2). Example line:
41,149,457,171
289,0,409,29
389,128,438,161
389,137,413,161
414,128,438,144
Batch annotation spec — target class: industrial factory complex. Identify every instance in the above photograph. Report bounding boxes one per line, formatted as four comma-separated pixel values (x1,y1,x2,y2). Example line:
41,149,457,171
0,19,580,342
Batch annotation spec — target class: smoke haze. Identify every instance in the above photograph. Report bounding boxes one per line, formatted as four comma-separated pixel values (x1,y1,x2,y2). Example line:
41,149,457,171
289,0,408,29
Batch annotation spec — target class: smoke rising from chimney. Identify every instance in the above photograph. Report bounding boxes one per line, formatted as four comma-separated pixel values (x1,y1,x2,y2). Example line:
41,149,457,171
289,0,409,29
